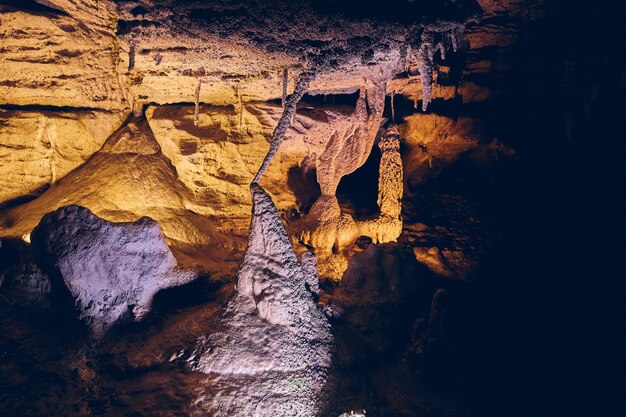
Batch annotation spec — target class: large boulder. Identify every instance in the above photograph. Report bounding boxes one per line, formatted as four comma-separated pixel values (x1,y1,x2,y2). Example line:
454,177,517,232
30,205,195,338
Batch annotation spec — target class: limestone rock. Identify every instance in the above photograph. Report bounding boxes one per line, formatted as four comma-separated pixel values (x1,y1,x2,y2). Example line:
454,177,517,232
145,102,308,218
358,124,404,244
115,0,477,107
400,113,485,187
300,251,319,296
413,246,456,278
30,205,195,338
0,0,125,109
314,82,387,195
190,184,332,416
0,109,126,206
0,117,249,278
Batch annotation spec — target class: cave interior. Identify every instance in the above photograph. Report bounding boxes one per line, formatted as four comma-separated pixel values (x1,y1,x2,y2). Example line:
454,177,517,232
0,1,622,417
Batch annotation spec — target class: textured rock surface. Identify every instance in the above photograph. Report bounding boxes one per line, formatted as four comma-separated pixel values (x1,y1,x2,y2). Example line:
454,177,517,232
190,184,332,416
31,205,195,338
399,113,515,189
0,109,126,206
114,0,478,108
0,117,254,277
0,0,612,416
0,0,126,109
145,102,307,218
358,124,404,244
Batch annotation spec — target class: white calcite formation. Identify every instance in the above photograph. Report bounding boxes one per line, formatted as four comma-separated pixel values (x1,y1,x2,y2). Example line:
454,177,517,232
30,205,195,338
190,184,332,416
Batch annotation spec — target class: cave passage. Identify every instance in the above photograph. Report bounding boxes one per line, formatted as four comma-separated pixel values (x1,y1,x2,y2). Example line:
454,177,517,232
336,142,381,219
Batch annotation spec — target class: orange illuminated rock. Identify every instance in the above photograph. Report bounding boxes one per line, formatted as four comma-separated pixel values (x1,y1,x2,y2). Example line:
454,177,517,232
0,109,126,206
0,0,125,109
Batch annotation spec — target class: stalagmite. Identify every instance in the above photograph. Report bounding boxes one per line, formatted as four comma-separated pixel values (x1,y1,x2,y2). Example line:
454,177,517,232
194,79,202,127
300,251,320,296
191,161,331,416
253,70,315,183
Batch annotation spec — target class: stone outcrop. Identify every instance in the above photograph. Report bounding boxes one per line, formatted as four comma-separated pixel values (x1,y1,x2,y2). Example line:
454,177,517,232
0,0,126,109
30,205,195,338
0,117,255,278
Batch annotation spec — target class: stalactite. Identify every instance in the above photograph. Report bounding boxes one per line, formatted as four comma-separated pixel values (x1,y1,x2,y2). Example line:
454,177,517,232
252,70,315,184
282,68,288,109
415,31,434,111
450,30,459,53
238,88,244,129
437,40,446,60
128,39,137,71
390,91,395,123
194,79,202,127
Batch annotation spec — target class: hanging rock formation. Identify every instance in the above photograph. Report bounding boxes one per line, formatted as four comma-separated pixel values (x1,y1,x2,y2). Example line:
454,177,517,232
358,124,404,244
